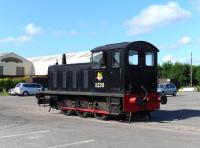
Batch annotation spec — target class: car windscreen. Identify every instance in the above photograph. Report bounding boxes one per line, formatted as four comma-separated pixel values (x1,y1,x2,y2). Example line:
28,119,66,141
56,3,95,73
15,84,21,87
169,84,176,88
158,85,164,88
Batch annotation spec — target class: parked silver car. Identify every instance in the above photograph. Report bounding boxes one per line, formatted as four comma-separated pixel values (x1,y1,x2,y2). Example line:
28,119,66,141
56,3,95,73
14,83,43,96
157,83,177,96
8,88,16,95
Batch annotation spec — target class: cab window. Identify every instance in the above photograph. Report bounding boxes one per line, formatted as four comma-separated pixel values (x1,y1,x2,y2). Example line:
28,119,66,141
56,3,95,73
146,52,154,66
92,51,107,68
112,51,120,67
129,50,138,65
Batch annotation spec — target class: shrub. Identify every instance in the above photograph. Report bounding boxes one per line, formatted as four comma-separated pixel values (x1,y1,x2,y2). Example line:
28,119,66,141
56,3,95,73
0,78,26,91
197,86,200,92
0,78,7,89
12,78,25,87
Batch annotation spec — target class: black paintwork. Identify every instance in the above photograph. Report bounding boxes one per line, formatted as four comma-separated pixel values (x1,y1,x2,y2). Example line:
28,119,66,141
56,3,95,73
91,41,159,52
48,41,159,96
40,41,159,115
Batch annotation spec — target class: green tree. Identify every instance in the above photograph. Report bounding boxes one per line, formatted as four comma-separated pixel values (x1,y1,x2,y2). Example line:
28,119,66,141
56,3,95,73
195,67,200,85
157,64,162,78
169,63,190,86
160,62,173,78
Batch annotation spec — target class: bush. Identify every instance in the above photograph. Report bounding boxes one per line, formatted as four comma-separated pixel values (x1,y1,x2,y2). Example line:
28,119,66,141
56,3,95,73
197,86,200,92
12,78,25,87
0,79,7,90
0,78,26,91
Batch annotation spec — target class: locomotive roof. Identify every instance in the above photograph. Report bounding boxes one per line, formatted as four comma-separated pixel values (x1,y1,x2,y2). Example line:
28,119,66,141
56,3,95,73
91,41,159,52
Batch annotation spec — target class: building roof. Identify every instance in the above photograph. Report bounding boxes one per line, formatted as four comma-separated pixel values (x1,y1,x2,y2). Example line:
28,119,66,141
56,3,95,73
0,52,10,57
0,52,32,63
28,51,91,75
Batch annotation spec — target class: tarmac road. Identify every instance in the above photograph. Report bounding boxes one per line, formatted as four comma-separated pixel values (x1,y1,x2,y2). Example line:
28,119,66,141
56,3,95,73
0,92,199,148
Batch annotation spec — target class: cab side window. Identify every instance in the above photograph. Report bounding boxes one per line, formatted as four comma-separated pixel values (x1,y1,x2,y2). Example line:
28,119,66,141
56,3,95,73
146,52,154,66
112,51,120,67
92,51,107,68
129,50,138,65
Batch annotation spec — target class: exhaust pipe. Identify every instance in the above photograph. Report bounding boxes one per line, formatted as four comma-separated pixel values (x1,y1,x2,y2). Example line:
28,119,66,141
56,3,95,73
62,54,66,64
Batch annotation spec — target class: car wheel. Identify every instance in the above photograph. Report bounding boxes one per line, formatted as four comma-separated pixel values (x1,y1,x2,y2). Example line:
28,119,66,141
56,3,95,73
161,92,165,96
23,91,29,96
173,92,176,96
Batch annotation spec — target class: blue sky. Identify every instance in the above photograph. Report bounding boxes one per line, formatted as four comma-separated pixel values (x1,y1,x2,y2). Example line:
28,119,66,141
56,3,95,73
0,0,200,64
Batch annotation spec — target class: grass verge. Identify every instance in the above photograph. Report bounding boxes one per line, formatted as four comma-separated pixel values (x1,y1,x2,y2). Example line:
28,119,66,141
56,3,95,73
0,90,9,96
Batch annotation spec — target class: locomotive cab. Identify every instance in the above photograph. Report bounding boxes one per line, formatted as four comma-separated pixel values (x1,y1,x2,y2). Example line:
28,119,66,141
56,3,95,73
91,41,161,114
91,41,158,94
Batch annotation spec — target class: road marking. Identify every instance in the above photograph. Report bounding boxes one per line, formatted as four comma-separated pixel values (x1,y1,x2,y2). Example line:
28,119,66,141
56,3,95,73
47,140,95,148
0,130,49,139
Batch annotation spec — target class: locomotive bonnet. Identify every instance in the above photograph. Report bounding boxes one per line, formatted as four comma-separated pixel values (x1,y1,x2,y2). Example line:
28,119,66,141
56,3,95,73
36,41,167,121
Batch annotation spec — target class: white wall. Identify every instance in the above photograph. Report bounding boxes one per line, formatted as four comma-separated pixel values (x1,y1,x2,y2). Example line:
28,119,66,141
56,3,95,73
0,53,35,76
29,51,91,75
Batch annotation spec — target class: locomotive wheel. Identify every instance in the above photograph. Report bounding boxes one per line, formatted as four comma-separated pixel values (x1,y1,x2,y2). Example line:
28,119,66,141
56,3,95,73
76,100,90,118
62,100,73,116
94,113,109,120
93,102,109,120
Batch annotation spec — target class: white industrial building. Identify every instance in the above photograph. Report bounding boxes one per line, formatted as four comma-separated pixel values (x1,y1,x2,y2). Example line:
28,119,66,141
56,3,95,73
0,52,35,76
28,51,91,75
0,51,91,77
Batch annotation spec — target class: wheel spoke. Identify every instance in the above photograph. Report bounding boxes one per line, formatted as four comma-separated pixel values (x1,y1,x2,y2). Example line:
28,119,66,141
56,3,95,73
76,100,89,118
62,100,73,116
93,102,109,120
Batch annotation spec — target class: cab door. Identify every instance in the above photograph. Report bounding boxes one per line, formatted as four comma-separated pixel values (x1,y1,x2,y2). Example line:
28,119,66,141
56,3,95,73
91,51,109,93
109,50,122,93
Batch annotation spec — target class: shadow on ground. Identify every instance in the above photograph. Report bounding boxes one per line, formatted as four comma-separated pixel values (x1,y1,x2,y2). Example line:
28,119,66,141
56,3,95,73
105,109,200,123
151,109,200,122
47,108,200,123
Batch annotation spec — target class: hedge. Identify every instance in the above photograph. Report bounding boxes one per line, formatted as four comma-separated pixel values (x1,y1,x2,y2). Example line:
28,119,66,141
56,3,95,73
0,78,26,91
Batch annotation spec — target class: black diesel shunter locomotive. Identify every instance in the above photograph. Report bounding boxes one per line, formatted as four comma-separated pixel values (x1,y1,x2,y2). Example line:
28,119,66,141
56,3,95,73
36,41,167,121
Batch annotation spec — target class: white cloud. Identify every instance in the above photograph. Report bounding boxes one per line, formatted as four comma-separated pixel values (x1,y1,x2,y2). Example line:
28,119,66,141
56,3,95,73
0,35,31,44
162,55,184,63
25,23,44,36
69,30,78,36
159,36,192,50
0,23,44,45
179,36,191,44
162,55,174,62
125,1,192,35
